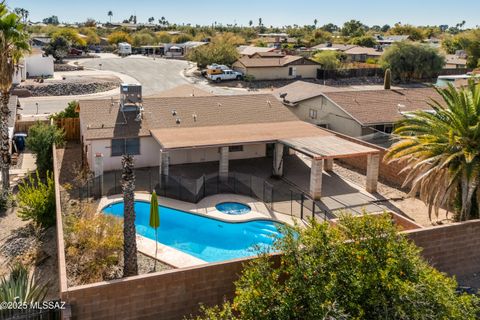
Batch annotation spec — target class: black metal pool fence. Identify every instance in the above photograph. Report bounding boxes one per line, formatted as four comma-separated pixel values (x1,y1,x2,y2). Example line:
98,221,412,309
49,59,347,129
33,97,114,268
63,167,335,221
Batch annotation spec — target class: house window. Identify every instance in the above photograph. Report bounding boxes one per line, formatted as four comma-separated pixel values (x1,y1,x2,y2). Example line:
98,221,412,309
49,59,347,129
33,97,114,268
288,67,293,76
373,124,394,134
229,145,244,152
309,108,318,119
111,138,140,156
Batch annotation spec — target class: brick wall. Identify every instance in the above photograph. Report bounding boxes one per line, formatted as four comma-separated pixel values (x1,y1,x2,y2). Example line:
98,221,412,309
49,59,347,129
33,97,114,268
63,255,280,320
406,220,480,278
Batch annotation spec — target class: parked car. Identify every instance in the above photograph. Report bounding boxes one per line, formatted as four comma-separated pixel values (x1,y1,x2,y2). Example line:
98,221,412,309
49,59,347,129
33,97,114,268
207,69,243,82
69,48,83,56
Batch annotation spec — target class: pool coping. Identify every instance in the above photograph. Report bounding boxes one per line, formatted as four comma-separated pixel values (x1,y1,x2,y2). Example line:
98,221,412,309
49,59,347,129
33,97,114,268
98,193,297,268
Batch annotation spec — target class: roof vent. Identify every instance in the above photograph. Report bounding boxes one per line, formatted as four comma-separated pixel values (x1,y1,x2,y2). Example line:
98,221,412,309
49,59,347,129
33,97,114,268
217,103,222,108
176,118,181,125
120,83,142,112
172,110,177,116
192,113,197,122
267,100,272,107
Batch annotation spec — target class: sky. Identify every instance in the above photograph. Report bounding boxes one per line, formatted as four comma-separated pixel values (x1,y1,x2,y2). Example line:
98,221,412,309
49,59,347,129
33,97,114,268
6,0,480,28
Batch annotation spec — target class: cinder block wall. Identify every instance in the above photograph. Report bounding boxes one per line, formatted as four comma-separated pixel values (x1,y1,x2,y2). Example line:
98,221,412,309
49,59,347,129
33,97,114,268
406,220,480,278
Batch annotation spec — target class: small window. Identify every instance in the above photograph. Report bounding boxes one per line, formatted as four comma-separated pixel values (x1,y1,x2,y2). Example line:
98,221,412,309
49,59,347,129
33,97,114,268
309,108,318,119
111,138,141,156
229,145,244,152
288,67,293,76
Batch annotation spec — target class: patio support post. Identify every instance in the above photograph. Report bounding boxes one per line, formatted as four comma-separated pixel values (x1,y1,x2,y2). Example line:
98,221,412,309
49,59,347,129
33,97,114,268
161,151,170,177
273,143,284,177
309,158,323,200
366,153,380,193
325,158,334,171
93,153,104,196
219,146,229,181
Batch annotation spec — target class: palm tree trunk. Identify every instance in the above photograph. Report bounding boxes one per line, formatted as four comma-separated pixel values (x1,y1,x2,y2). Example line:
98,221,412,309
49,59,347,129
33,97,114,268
122,154,138,277
0,92,11,195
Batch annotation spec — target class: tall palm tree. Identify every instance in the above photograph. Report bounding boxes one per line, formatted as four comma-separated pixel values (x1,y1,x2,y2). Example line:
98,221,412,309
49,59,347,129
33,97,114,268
107,10,113,23
122,154,138,277
385,81,480,221
0,3,29,197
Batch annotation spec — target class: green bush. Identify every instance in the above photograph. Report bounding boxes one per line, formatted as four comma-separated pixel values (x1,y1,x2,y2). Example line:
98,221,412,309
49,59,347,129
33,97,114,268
17,171,55,228
26,122,64,173
193,214,479,319
50,101,79,120
312,50,341,70
0,263,47,306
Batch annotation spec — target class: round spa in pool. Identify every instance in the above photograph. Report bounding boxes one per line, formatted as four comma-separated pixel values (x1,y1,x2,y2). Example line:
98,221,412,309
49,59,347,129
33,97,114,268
215,202,251,215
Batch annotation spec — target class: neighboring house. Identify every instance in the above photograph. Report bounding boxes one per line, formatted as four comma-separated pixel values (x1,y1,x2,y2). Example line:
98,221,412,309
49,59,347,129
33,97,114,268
14,48,54,79
79,84,380,199
249,52,285,59
30,34,51,49
311,43,357,52
343,46,383,62
232,55,320,80
237,46,275,56
275,81,440,146
252,34,297,48
374,35,411,46
163,41,208,57
445,54,468,69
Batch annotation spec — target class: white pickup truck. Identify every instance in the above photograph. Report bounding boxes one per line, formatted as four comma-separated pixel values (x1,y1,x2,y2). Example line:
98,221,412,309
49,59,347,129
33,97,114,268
207,69,243,82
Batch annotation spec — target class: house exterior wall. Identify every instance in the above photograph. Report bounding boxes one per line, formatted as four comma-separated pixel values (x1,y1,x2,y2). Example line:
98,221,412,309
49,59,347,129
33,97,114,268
85,137,266,171
233,65,318,80
25,55,54,77
289,96,363,137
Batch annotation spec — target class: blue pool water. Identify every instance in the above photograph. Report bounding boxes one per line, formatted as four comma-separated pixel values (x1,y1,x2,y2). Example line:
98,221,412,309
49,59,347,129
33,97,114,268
215,202,251,215
102,201,283,262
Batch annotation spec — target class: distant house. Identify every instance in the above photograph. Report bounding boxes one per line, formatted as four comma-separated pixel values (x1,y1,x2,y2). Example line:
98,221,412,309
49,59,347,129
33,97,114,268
343,46,383,62
232,55,320,80
275,81,440,146
252,34,297,49
311,43,357,52
237,46,275,56
163,41,208,58
445,54,468,69
375,35,411,46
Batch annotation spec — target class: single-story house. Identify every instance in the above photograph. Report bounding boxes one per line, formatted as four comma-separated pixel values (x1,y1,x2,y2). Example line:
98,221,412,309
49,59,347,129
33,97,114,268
311,43,357,52
237,46,275,57
275,81,440,146
232,55,321,80
374,35,412,46
79,85,380,199
445,54,468,69
163,41,208,57
343,46,383,62
252,34,297,48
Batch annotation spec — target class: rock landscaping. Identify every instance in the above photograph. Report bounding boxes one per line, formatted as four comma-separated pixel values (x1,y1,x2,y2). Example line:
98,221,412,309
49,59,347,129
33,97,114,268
53,63,84,72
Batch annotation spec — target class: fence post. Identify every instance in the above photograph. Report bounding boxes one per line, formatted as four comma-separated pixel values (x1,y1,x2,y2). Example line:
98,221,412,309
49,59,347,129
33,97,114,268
249,176,252,198
271,187,274,211
179,176,182,200
312,200,316,219
203,175,206,199
290,190,293,216
300,193,304,220
262,181,265,202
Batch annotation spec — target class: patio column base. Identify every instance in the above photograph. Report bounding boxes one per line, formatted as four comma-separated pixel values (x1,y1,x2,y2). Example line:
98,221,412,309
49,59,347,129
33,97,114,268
161,151,169,177
219,146,229,181
94,153,104,195
273,143,284,177
325,158,334,171
310,159,323,200
366,154,380,193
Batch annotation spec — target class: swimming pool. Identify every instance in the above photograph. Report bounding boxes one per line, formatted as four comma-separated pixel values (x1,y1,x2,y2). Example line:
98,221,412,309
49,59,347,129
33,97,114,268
102,201,283,262
215,202,251,215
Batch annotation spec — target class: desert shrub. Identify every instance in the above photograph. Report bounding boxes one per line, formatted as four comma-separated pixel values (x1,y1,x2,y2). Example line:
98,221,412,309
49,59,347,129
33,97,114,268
50,101,79,120
26,122,64,173
107,31,132,44
193,213,479,319
312,50,341,70
64,205,123,285
0,263,47,306
17,171,55,228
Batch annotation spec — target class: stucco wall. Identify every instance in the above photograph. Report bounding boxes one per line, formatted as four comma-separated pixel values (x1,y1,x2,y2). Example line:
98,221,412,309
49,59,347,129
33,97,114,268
234,65,318,80
290,96,363,137
25,55,54,77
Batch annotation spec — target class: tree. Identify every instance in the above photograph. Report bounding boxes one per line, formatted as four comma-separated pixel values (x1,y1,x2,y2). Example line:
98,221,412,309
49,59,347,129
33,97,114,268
313,19,318,28
122,154,138,277
443,30,480,68
107,10,113,23
44,36,70,61
84,18,96,28
0,4,29,197
25,122,64,173
248,20,253,27
192,214,479,319
380,42,445,82
50,101,79,120
386,82,480,221
186,34,240,68
321,23,339,33
389,23,424,41
108,31,132,44
148,17,155,24
342,19,367,37
349,35,378,47
156,31,171,43
13,8,28,23
42,15,59,25
173,34,193,44
312,51,341,70
381,24,391,32
52,28,86,47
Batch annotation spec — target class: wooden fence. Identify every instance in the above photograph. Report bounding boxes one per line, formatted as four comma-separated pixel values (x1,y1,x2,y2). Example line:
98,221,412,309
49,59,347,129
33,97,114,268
56,118,80,141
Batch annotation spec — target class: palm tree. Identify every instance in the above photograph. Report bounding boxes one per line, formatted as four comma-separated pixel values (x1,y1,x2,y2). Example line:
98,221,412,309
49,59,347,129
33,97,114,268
314,19,318,28
0,4,29,197
122,154,138,277
385,82,480,221
107,10,113,23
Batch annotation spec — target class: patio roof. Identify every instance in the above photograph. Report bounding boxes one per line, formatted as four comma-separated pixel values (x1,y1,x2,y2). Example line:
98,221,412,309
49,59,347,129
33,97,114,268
280,135,379,159
150,120,332,149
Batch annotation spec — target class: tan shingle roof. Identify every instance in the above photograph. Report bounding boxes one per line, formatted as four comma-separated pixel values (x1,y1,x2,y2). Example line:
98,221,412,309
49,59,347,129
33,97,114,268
235,56,317,68
344,46,383,56
312,43,357,51
324,88,441,125
144,84,213,98
80,94,300,140
238,46,275,56
274,81,351,104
